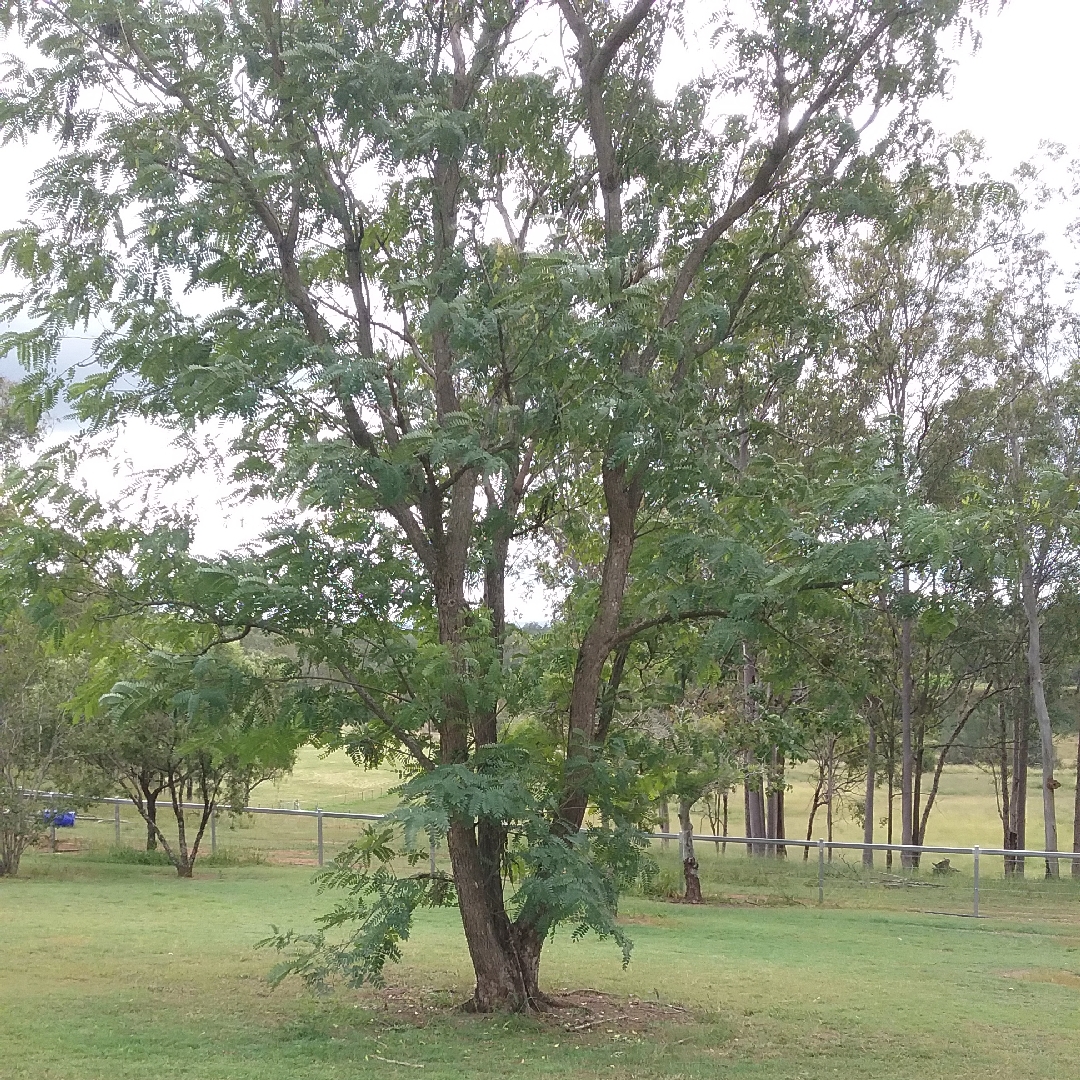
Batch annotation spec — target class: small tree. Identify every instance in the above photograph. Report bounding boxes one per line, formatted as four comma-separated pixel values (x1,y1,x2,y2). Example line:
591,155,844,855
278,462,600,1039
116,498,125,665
653,708,733,903
0,611,80,876
84,640,298,877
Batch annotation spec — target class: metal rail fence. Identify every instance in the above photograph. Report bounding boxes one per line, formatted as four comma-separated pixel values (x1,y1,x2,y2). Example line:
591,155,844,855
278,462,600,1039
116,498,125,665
651,832,1080,916
32,792,1080,918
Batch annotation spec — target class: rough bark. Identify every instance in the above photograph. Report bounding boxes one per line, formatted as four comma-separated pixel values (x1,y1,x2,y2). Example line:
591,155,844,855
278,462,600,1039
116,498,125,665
1020,557,1059,877
446,821,545,1012
678,799,703,903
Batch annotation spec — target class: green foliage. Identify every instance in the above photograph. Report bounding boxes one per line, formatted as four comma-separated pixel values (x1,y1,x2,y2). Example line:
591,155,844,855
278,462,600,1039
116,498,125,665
0,609,85,875
262,824,456,991
0,0,995,1001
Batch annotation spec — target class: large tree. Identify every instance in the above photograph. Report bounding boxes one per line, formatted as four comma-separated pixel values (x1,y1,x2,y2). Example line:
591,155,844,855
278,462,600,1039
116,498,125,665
1,0,984,1009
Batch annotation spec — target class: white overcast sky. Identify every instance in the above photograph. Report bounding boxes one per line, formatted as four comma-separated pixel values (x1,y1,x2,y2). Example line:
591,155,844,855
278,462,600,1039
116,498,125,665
1,0,1079,623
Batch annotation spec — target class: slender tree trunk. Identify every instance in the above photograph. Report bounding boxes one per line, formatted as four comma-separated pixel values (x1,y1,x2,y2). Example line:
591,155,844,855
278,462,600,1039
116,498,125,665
804,768,825,862
911,718,924,869
658,799,670,850
863,722,876,869
900,578,915,870
1008,688,1029,878
142,784,158,852
772,750,786,859
743,780,752,856
1020,557,1059,877
722,791,728,854
886,765,895,871
766,752,778,858
678,799,702,903
917,694,987,852
1072,727,1080,880
747,781,766,857
998,700,1010,855
826,737,836,862
743,645,766,856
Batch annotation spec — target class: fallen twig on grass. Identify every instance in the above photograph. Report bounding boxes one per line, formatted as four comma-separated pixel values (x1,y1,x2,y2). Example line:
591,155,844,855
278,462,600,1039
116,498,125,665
564,1014,632,1032
371,1055,424,1068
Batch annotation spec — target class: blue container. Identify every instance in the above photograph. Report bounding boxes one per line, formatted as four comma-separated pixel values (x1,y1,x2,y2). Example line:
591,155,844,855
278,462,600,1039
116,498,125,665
43,809,77,827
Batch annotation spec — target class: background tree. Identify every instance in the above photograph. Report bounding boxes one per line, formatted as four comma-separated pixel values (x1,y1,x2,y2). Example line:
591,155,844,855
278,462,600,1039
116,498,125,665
76,631,298,877
0,610,82,876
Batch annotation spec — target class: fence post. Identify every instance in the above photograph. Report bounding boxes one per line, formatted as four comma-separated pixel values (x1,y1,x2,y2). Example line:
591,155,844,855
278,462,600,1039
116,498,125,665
429,837,436,877
211,809,217,857
50,821,57,852
817,839,825,904
317,808,324,867
973,845,980,918
114,803,121,846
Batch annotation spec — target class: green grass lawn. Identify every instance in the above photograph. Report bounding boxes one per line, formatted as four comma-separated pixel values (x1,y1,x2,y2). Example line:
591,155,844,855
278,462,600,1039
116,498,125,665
4,852,1080,1080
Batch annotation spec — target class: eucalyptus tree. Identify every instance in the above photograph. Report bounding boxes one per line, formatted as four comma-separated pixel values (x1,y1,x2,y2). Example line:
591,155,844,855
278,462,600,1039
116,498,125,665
1,0,988,1008
828,148,1015,866
959,352,1080,875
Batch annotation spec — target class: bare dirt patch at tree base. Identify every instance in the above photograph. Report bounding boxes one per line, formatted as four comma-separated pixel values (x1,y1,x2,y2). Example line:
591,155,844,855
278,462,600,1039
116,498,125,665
544,988,693,1033
357,984,694,1033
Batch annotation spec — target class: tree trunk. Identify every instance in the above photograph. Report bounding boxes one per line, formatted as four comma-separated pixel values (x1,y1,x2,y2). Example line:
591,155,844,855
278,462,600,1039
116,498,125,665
771,749,786,859
1020,557,1059,877
143,787,158,852
998,699,1010,853
825,737,836,862
916,691,989,854
1008,688,1029,878
900,585,915,870
747,778,767,858
658,799,670,850
721,791,728,854
1072,727,1080,880
678,799,702,903
863,722,876,869
765,747,785,858
911,716,925,869
743,780,752,856
886,765,895,871
743,645,766,856
446,821,540,1011
804,767,825,862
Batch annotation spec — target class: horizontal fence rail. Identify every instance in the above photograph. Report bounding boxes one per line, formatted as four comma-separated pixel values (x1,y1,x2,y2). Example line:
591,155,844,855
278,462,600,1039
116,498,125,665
23,792,1080,913
646,832,1080,862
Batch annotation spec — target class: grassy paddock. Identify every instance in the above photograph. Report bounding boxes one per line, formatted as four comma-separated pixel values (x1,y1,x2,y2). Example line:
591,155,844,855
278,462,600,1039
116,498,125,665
4,853,1080,1080
59,747,1080,878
